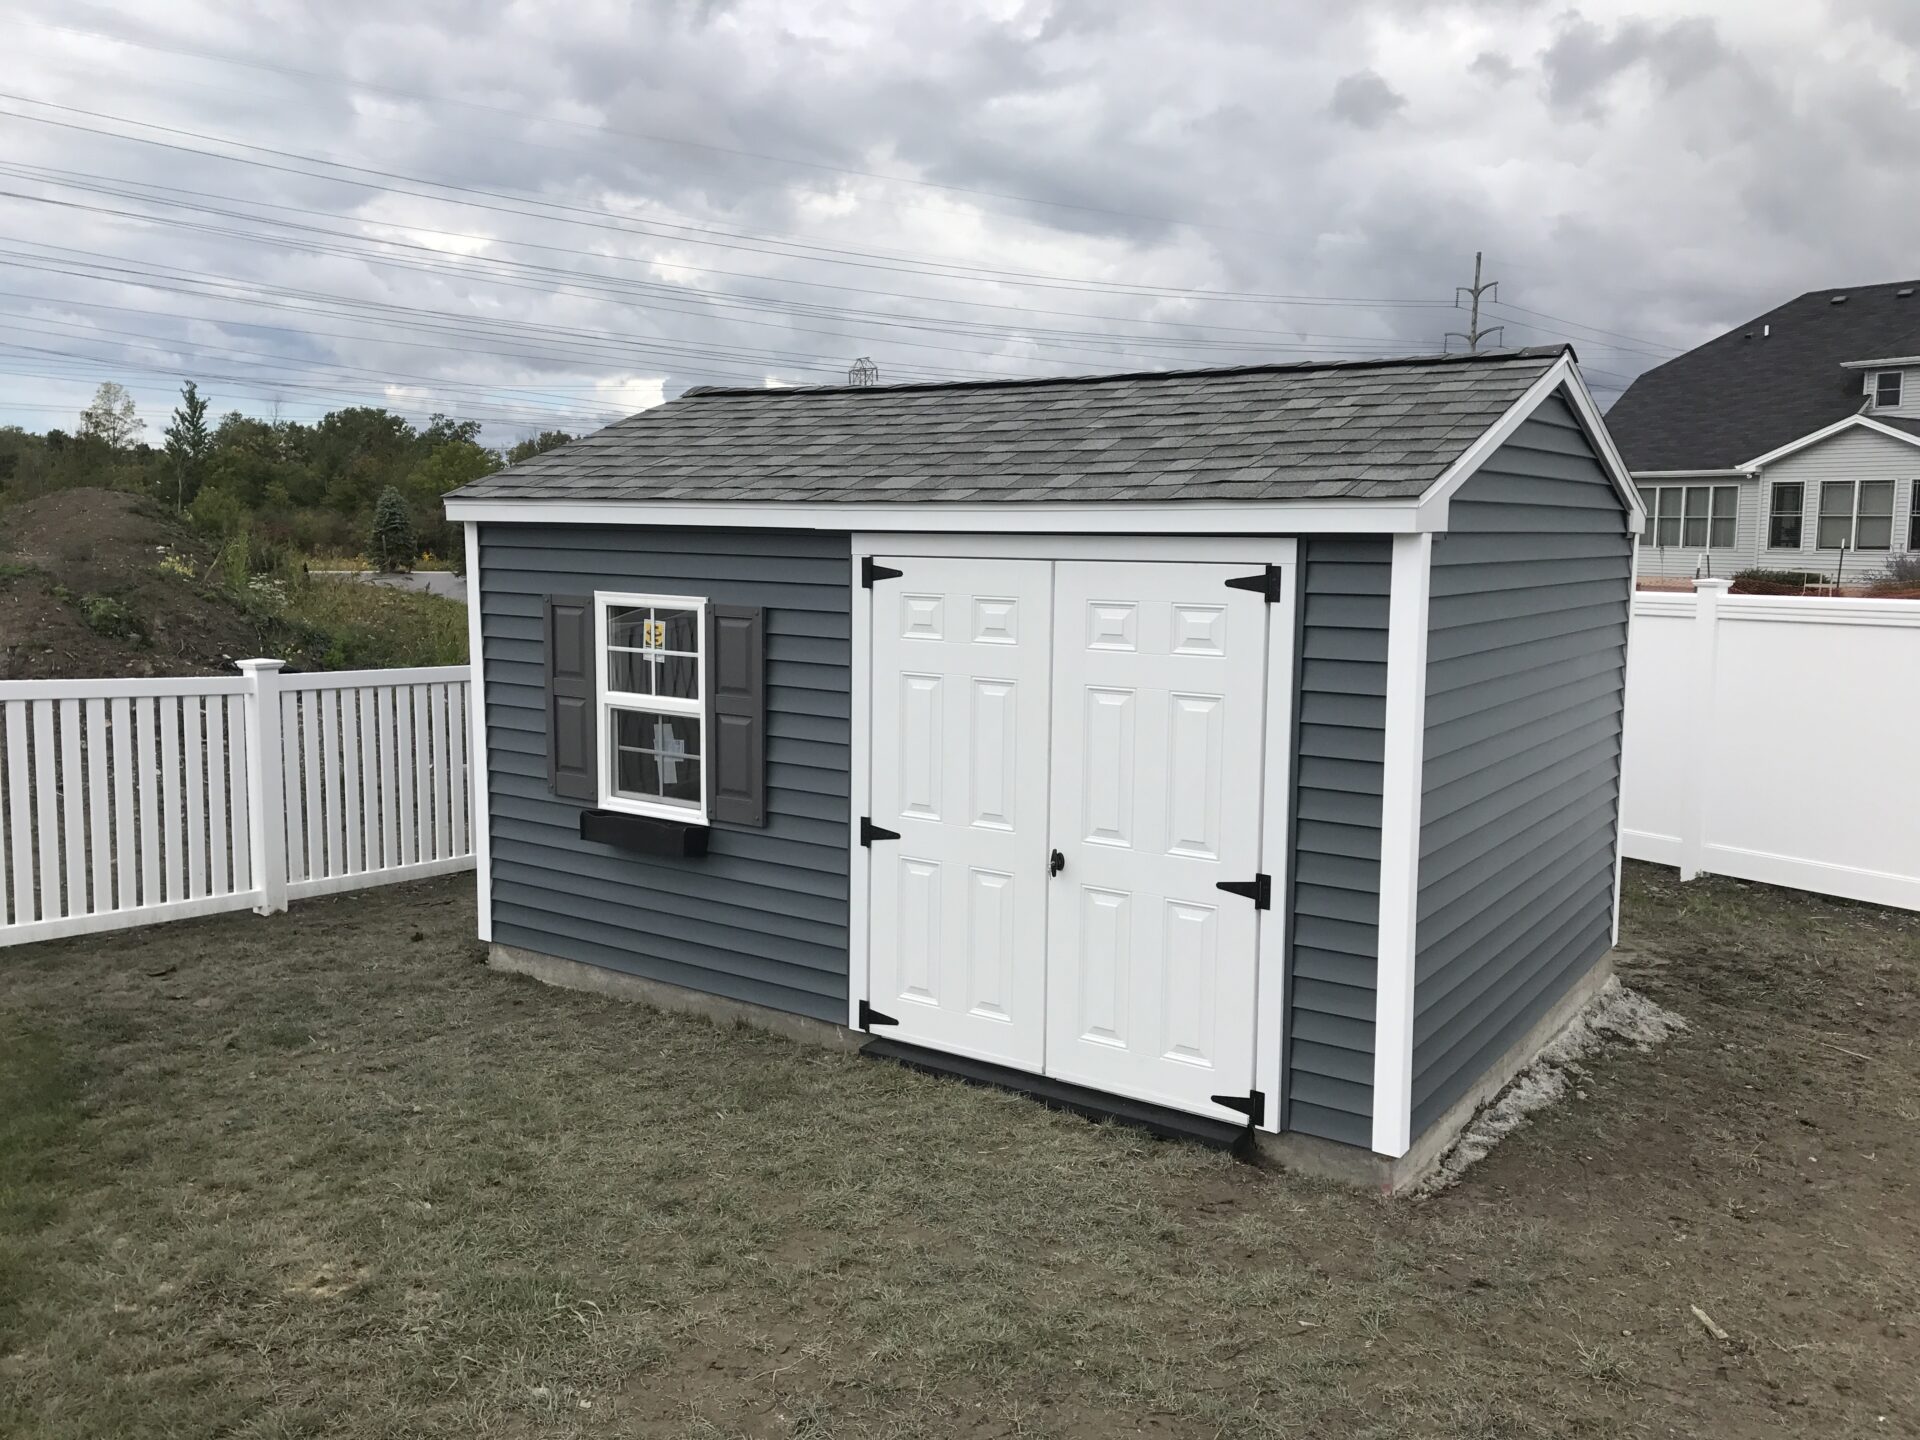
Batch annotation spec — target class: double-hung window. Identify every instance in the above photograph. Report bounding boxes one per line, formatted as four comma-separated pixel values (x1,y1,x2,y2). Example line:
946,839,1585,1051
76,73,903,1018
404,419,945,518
1767,482,1803,550
596,593,707,821
1643,484,1737,548
1875,371,1903,409
1817,480,1895,550
1911,483,1920,552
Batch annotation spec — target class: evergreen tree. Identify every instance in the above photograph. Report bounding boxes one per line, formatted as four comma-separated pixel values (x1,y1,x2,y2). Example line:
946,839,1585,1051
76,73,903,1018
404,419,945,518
368,486,416,572
162,381,212,511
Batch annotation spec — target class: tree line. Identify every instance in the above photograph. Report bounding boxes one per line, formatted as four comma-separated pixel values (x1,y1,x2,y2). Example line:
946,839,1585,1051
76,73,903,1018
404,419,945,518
0,380,575,568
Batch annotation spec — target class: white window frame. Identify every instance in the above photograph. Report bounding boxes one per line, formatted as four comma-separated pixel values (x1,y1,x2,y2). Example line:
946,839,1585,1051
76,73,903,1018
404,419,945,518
1766,481,1804,551
1816,480,1896,552
1644,483,1736,549
1874,371,1903,409
593,591,709,823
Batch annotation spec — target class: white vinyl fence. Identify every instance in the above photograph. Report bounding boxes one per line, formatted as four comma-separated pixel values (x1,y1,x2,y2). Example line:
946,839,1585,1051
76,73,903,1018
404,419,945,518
0,660,473,946
1620,579,1920,911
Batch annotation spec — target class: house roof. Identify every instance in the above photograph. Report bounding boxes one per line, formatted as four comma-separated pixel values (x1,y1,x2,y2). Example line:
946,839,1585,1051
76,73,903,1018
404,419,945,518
451,347,1569,507
1606,279,1920,472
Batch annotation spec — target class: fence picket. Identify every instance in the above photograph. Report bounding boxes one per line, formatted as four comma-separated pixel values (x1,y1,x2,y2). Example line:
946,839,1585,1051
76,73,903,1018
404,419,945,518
5,704,30,922
1,663,474,945
59,700,86,918
110,697,133,910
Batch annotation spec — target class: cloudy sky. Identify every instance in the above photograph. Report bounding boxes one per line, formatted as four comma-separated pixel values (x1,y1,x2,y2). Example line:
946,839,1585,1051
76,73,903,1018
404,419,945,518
1,0,1915,444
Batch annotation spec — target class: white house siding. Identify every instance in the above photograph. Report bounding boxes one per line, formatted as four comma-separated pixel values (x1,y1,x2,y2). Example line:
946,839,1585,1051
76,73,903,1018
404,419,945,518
1857,364,1920,421
1635,427,1920,585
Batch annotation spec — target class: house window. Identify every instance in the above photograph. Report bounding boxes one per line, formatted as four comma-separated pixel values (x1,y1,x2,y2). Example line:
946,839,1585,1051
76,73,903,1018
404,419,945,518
1875,371,1903,408
1911,484,1920,551
1643,484,1737,548
1767,482,1803,549
596,593,706,820
1817,480,1896,550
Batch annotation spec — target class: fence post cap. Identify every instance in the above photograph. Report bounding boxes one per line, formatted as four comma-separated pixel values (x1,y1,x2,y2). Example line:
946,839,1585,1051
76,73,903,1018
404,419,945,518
1692,578,1733,594
234,657,288,674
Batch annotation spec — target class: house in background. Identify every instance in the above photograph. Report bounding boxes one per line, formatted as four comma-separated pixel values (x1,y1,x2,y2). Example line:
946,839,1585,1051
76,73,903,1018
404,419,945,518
446,346,1644,1191
1607,280,1920,584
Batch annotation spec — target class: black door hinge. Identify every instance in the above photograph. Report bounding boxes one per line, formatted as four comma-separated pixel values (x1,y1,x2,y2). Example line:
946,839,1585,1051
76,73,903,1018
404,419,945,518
1224,564,1284,603
861,557,903,588
1215,873,1272,909
1209,1089,1265,1127
860,817,901,847
859,999,899,1030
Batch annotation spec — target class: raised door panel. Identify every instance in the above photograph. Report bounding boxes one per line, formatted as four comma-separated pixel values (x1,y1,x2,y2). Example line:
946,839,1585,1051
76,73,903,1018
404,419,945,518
868,558,1052,1069
1044,562,1268,1119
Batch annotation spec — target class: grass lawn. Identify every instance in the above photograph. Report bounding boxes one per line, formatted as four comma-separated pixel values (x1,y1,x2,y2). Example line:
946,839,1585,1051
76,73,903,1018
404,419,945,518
1,864,1916,1438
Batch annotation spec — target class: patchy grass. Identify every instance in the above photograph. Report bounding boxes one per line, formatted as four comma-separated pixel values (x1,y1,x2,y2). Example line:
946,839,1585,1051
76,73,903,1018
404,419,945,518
244,571,468,668
0,864,1916,1437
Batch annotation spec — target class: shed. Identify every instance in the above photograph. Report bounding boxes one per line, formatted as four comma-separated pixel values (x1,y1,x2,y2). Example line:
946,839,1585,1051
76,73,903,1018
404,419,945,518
444,345,1645,1189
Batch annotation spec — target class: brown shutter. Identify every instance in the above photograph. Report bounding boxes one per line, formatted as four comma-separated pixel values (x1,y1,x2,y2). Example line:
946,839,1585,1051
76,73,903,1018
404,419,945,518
706,604,765,827
545,595,597,801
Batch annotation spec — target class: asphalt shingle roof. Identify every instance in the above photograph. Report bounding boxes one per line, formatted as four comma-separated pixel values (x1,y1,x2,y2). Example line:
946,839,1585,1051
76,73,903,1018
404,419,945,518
1606,280,1920,471
452,348,1568,506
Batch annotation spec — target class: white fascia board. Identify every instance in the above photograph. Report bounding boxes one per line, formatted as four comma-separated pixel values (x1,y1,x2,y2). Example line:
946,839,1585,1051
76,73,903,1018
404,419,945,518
1839,355,1920,369
442,497,1427,534
1742,413,1920,470
1633,468,1751,479
1413,357,1646,532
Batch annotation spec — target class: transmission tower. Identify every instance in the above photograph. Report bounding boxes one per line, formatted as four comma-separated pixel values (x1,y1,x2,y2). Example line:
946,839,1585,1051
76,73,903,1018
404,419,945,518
1446,252,1505,352
848,357,880,386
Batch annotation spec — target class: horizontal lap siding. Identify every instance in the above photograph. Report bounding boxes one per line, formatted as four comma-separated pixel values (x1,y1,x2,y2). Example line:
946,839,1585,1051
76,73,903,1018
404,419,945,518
1411,395,1630,1137
1287,537,1388,1147
479,524,852,1023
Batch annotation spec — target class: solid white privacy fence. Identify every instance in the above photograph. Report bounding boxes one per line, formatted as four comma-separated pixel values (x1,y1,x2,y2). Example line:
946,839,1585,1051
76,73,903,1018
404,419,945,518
1620,580,1920,911
0,661,473,946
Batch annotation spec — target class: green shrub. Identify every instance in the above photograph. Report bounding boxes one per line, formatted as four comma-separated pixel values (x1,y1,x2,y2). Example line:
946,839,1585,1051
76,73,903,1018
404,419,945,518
1731,568,1827,595
75,593,147,644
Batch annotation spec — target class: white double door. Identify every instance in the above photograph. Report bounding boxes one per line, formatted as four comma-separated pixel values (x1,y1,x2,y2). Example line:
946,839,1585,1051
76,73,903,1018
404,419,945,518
867,556,1271,1121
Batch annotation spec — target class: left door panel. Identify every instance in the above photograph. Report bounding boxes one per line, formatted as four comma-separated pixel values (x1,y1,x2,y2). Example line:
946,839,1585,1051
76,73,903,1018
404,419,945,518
867,558,1054,1069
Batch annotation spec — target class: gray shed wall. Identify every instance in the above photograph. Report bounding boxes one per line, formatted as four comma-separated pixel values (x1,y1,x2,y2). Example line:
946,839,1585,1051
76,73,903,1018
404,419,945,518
1286,536,1390,1147
1411,392,1631,1137
478,524,852,1024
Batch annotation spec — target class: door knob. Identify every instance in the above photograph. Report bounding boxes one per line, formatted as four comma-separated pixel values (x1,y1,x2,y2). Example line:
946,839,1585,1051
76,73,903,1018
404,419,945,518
1049,848,1065,877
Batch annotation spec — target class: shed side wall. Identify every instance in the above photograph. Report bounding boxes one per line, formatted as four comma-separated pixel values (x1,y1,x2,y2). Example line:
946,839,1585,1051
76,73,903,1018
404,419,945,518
1287,536,1389,1146
479,524,852,1023
1412,392,1631,1136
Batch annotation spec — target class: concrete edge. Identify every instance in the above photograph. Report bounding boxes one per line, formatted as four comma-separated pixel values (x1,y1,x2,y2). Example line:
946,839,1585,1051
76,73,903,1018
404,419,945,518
488,942,864,1054
1251,949,1618,1194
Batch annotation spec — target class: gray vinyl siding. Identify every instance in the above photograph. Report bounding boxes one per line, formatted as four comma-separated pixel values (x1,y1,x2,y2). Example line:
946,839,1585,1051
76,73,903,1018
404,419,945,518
1286,536,1389,1147
1411,393,1630,1138
478,524,852,1023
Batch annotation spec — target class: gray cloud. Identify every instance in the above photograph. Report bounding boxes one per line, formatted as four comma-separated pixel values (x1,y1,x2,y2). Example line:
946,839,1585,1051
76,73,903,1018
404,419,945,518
1329,69,1408,129
1469,50,1518,84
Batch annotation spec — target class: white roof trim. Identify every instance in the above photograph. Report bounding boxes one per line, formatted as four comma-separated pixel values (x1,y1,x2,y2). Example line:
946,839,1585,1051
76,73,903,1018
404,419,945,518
1743,413,1920,469
1633,468,1750,479
1414,355,1646,529
442,496,1427,535
1839,355,1920,369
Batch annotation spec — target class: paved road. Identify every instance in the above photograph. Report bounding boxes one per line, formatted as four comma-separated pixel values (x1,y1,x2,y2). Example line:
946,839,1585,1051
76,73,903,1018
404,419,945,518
312,569,469,605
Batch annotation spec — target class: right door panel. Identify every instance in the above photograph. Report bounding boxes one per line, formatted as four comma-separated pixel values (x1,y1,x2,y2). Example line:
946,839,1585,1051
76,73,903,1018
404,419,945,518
1043,562,1268,1118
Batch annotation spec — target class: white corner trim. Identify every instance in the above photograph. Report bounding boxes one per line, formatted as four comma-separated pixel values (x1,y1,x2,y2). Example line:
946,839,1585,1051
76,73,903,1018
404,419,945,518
443,497,1424,535
1253,561,1299,1134
1742,413,1920,470
1370,531,1433,1159
847,559,874,1033
463,521,493,943
1414,358,1646,531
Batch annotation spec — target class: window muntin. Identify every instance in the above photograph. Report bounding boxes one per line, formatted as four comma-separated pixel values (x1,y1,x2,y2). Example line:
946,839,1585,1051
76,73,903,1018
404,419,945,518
1767,482,1803,550
1644,484,1738,549
1817,480,1895,551
596,593,707,820
1875,371,1903,408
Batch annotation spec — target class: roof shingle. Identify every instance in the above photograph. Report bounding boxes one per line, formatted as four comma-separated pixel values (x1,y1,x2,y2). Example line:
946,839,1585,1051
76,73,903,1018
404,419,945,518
452,348,1567,506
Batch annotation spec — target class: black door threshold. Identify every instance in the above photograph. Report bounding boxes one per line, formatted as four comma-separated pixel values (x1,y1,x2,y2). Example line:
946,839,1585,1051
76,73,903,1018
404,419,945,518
860,1037,1253,1155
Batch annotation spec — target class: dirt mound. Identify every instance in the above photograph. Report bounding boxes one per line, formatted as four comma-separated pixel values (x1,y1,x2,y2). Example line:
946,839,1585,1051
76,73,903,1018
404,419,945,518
0,488,278,679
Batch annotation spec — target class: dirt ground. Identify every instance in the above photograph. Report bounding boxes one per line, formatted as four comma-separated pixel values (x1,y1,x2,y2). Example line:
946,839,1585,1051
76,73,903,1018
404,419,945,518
1,863,1916,1438
0,488,280,679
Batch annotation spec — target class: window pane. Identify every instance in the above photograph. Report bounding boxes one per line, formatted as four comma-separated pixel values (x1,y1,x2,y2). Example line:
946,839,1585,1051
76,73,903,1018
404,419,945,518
1684,487,1709,519
1656,514,1681,546
607,606,649,649
1657,487,1679,519
1682,515,1708,547
657,654,698,699
1712,485,1738,519
1709,515,1736,548
1860,480,1895,517
1817,514,1853,549
1877,371,1902,407
1641,505,1655,543
1769,514,1802,549
610,708,702,809
1857,515,1892,550
1819,481,1854,518
657,609,700,652
1770,483,1802,516
608,649,653,695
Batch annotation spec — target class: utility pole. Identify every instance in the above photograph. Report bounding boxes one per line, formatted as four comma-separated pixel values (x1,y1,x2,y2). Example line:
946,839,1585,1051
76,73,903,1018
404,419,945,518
1446,251,1504,352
